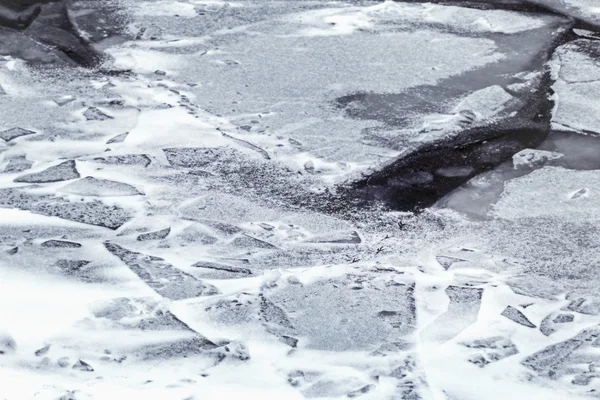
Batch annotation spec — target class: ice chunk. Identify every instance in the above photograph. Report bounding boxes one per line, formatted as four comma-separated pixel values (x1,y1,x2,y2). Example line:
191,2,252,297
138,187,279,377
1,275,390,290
175,224,219,245
553,313,574,323
164,147,224,168
231,234,276,249
104,242,219,300
552,40,600,134
290,2,550,37
93,154,151,167
41,240,82,248
305,231,362,244
137,227,171,241
179,192,276,224
0,127,35,142
566,295,600,315
512,149,563,169
34,344,50,357
493,167,600,220
527,0,600,30
3,155,32,173
106,132,129,144
522,326,600,374
461,336,519,367
501,306,536,328
191,260,252,276
137,336,217,360
83,107,113,121
14,160,79,183
72,359,94,372
269,278,415,351
453,85,515,120
59,177,142,197
0,188,131,229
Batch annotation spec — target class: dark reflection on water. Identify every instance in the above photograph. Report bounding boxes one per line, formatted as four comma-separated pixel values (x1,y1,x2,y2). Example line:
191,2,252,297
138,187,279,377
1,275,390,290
336,17,576,212
334,16,572,127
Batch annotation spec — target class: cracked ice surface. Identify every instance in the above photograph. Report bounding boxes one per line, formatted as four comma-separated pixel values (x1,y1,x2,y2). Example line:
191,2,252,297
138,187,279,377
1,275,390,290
551,39,600,134
1,1,600,400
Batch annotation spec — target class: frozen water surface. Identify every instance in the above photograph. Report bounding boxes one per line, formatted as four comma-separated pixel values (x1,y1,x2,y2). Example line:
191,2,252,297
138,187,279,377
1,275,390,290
1,0,600,399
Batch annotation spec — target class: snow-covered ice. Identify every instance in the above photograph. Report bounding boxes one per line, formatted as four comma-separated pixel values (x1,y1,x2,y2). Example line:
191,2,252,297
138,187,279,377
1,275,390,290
1,0,600,399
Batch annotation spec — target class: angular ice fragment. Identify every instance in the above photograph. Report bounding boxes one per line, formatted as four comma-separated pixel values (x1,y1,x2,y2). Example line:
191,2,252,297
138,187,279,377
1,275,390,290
501,306,536,328
0,127,36,142
4,155,33,173
137,227,171,241
453,85,515,119
106,132,129,144
83,107,113,121
41,240,82,248
306,231,361,244
104,242,219,300
14,160,79,183
59,177,142,197
72,359,94,371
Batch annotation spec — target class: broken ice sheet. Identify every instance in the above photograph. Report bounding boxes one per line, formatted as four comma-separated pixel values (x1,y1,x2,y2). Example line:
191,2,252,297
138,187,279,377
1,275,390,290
268,277,416,351
551,40,600,134
2,0,600,399
0,187,132,229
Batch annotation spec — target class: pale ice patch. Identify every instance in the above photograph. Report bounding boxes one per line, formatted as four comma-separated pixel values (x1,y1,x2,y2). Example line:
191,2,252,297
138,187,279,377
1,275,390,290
553,80,600,134
190,0,243,7
554,42,600,84
492,167,600,220
123,107,232,149
453,85,516,120
0,269,140,343
422,4,550,33
133,1,198,18
58,177,143,197
411,85,515,143
547,40,600,133
527,0,600,28
287,1,549,37
298,9,373,36
106,47,186,75
512,149,564,169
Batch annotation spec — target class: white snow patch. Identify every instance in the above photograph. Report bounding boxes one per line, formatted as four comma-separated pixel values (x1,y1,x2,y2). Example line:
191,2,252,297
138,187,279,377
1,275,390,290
124,107,231,149
133,1,197,18
287,1,550,37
